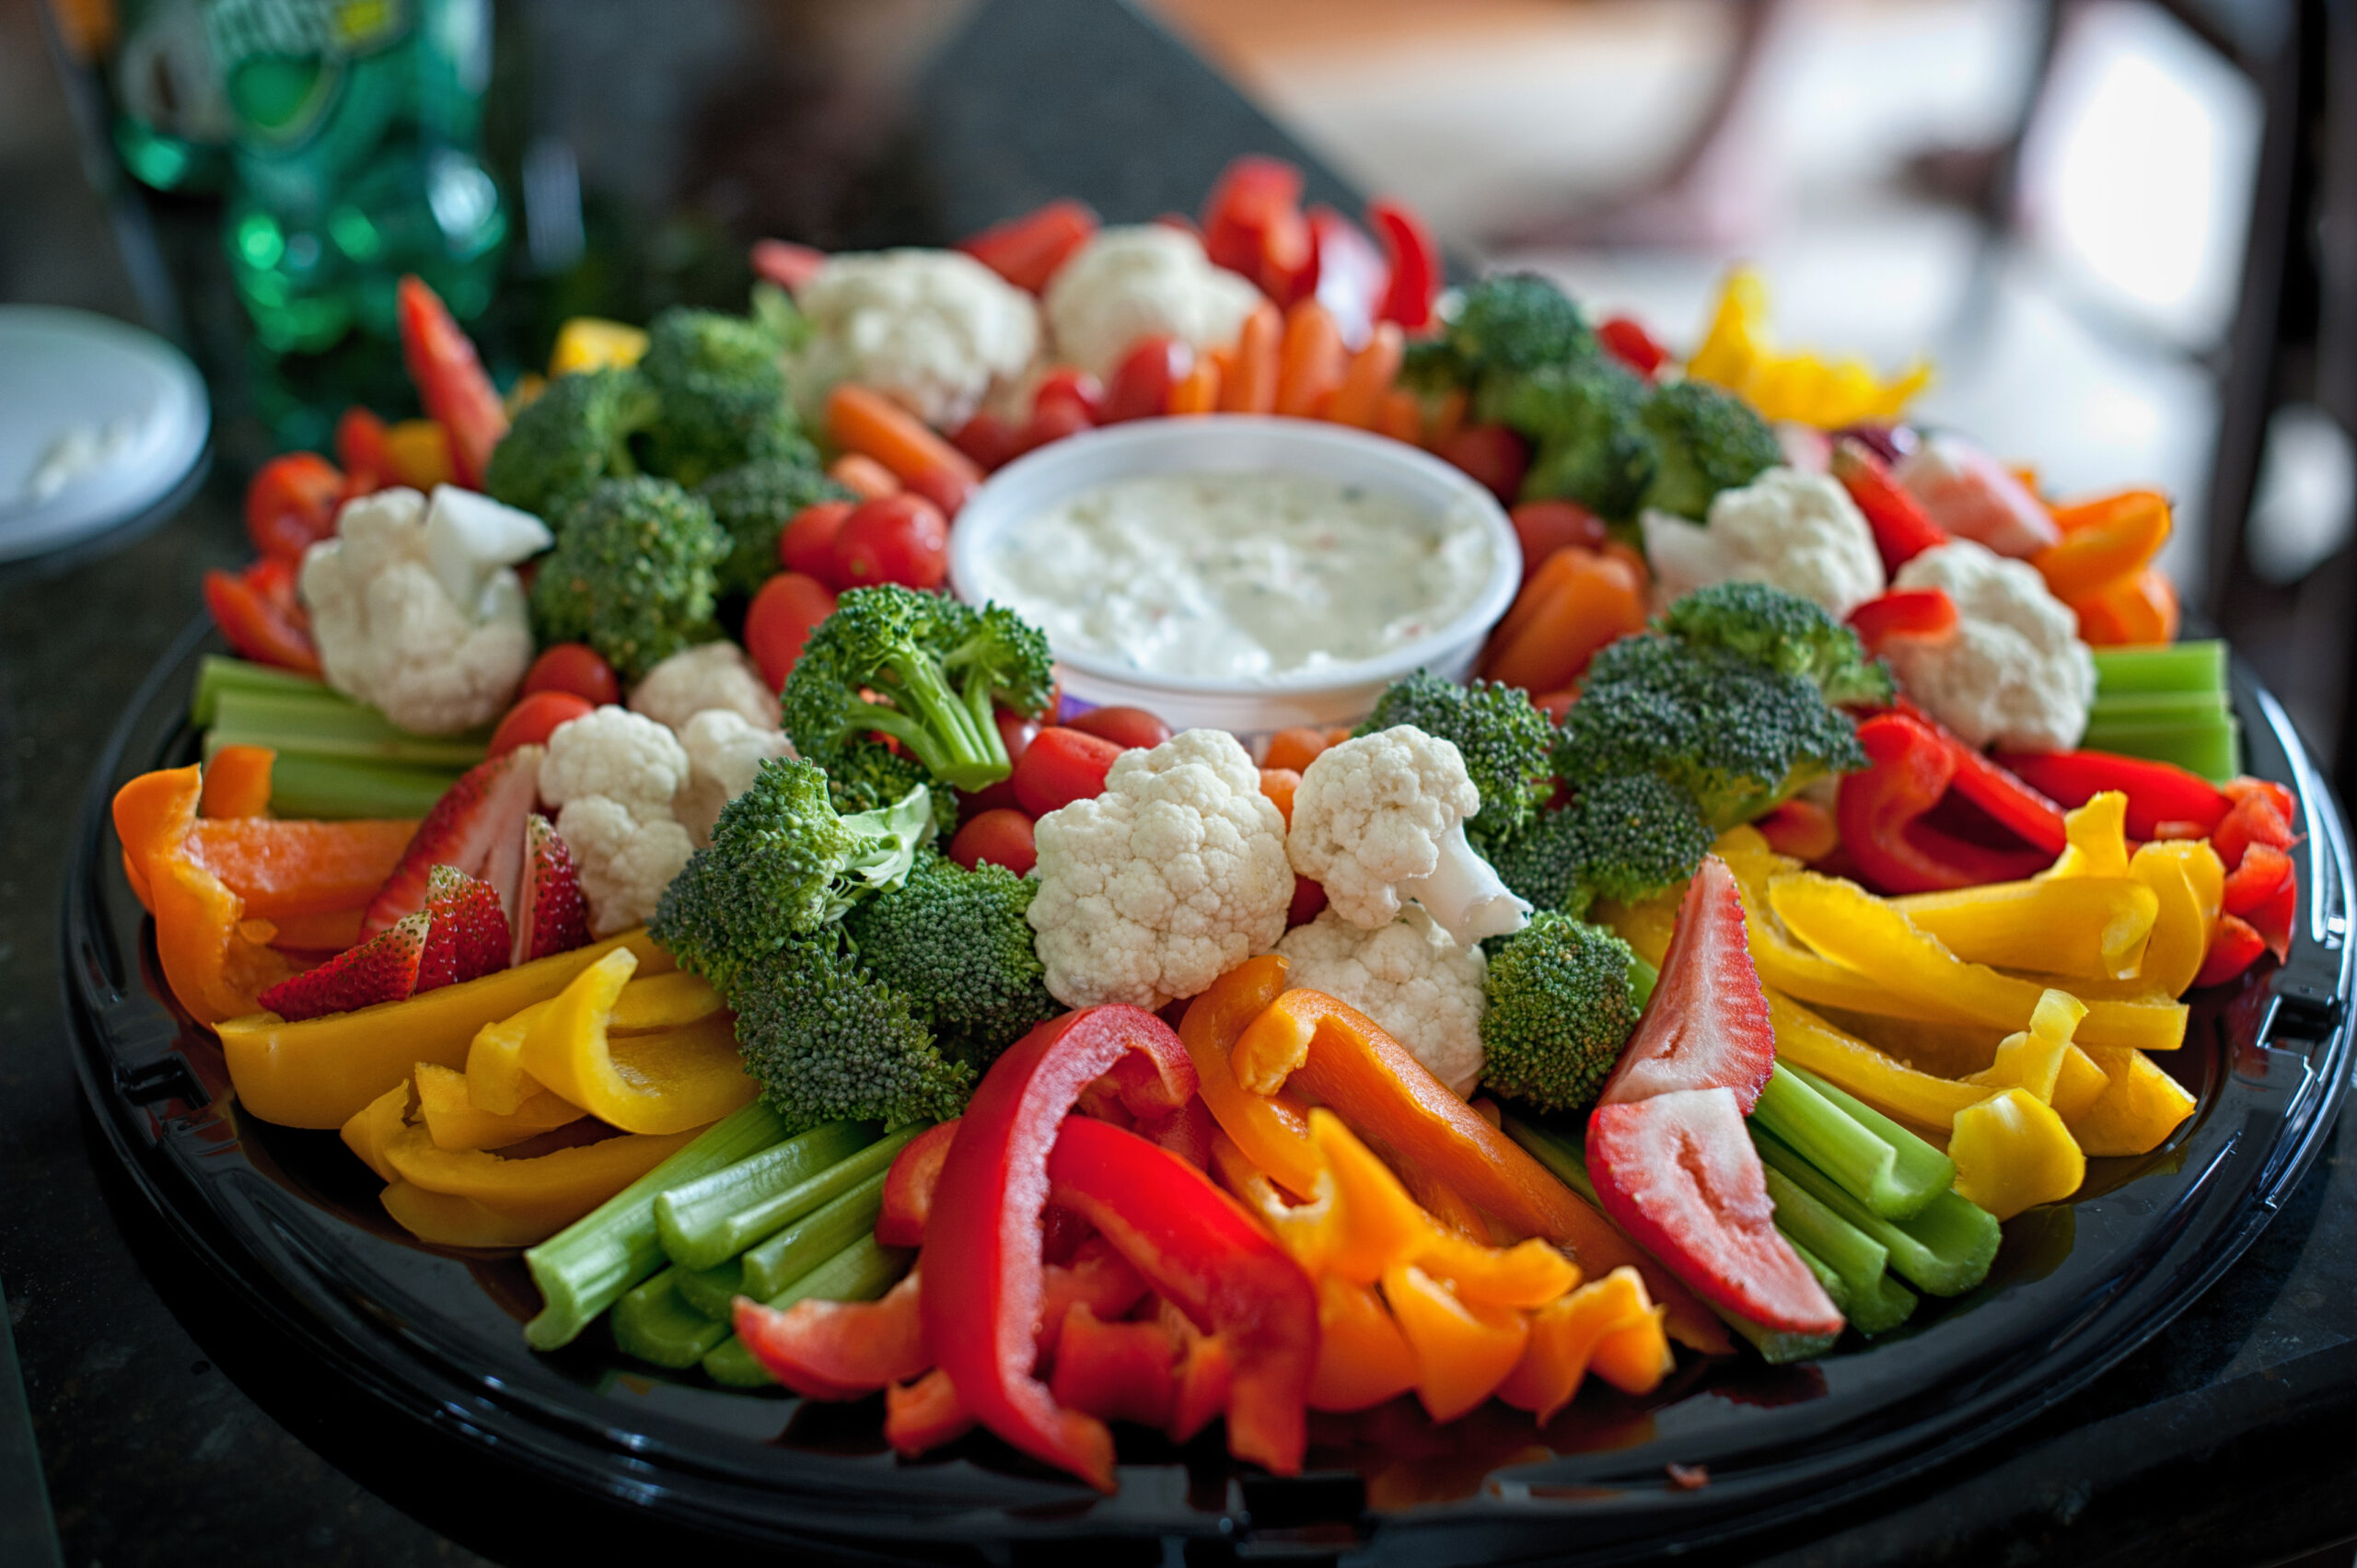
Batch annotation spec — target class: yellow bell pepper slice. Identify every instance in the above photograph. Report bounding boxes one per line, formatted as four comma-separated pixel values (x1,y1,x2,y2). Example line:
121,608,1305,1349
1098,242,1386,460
1949,1088,2084,1220
2069,1045,2198,1156
2042,792,2131,880
2050,1044,2113,1124
380,1181,563,1249
610,970,725,1032
1761,991,1986,1128
1687,265,1933,427
1966,989,2087,1103
341,1080,414,1182
381,1121,705,1239
2125,841,2225,999
1380,1262,1531,1423
1306,1275,1421,1413
1890,877,2156,980
413,1062,585,1152
217,929,669,1129
465,999,554,1115
549,316,648,377
1494,1265,1659,1422
517,949,757,1134
1714,830,1965,1020
1767,871,2188,1051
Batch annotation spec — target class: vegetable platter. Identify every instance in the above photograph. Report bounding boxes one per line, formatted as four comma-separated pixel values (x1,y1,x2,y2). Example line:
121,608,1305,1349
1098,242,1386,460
68,158,2355,1562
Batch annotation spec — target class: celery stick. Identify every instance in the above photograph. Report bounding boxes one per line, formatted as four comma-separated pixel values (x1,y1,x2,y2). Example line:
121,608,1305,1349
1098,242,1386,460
1631,956,1658,1011
674,1258,746,1322
740,1170,888,1299
657,1121,911,1272
2091,641,2226,697
2077,717,2240,783
1790,1238,1844,1307
2085,691,2230,727
191,655,331,726
1762,1063,1955,1220
702,1236,915,1388
232,751,462,819
524,1101,791,1351
1754,1130,2001,1296
209,687,492,768
1761,1164,1914,1335
1713,1302,1841,1365
1854,1270,1921,1335
613,1267,731,1367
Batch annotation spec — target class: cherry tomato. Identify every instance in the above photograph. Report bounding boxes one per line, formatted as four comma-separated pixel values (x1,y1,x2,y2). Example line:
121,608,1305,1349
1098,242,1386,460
902,465,974,521
997,706,1041,765
830,494,949,590
780,500,853,585
1033,367,1103,424
952,411,1020,472
948,808,1039,876
744,573,839,691
1013,726,1123,817
1102,337,1192,424
489,691,595,757
962,706,1043,815
1064,704,1171,751
1287,876,1328,928
521,642,621,707
245,452,345,563
1437,424,1530,505
1508,499,1608,585
1009,400,1094,459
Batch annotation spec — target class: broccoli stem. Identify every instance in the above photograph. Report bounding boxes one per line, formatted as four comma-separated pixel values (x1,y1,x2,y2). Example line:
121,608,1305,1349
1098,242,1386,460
700,1235,914,1387
740,1168,890,1299
1751,1063,1955,1221
1752,1129,2002,1296
1759,1163,1917,1336
868,645,1007,790
1408,820,1536,948
522,1101,791,1350
652,1120,881,1272
611,1266,734,1368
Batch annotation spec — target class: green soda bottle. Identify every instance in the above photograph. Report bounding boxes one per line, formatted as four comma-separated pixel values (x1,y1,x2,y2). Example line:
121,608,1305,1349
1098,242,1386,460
204,0,507,353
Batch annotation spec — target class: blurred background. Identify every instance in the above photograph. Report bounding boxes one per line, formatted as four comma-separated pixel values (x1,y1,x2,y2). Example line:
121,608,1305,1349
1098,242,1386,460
5,0,2355,759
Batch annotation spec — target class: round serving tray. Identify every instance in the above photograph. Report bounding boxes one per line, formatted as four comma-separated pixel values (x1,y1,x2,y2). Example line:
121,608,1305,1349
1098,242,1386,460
61,616,2355,1565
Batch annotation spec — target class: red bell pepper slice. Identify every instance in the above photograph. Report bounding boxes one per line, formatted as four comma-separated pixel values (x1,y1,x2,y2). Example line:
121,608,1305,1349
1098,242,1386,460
877,1119,958,1246
1839,713,2050,893
1306,204,1385,348
394,274,507,489
1846,588,1958,656
333,407,391,496
1991,749,2231,842
1894,699,2068,856
751,238,828,295
1202,156,1313,304
2222,842,2294,918
1367,197,1441,331
2223,776,2295,824
1047,1305,1179,1430
2213,785,2298,868
958,198,1099,295
2247,870,2298,960
918,1005,1197,1491
2196,913,2267,987
245,452,345,563
884,1368,973,1456
1596,315,1670,379
1756,797,1838,863
203,560,322,675
1100,336,1194,425
1832,438,1948,575
734,1269,929,1399
1045,1114,1317,1478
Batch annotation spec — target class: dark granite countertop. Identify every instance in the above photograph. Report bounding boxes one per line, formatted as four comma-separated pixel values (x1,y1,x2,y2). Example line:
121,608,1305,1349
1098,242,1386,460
2,2,2354,1562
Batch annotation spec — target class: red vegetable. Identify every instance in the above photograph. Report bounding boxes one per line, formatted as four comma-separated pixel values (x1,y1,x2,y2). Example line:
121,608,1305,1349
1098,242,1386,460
1598,855,1776,1111
333,407,391,494
1896,700,2069,857
950,411,1021,471
203,559,320,675
1366,197,1442,331
1032,367,1103,425
488,691,593,758
750,238,827,295
1306,205,1385,347
1063,705,1171,751
521,643,620,707
958,199,1099,295
1992,749,2231,842
1101,337,1193,425
1013,726,1123,817
1048,1306,1181,1429
830,494,948,591
1839,713,2049,893
1508,500,1608,586
778,500,853,586
877,1120,959,1246
2196,914,2267,988
1756,797,1838,863
918,1005,1198,1490
2223,842,2294,918
742,572,838,691
2213,784,2298,869
1832,438,1947,576
393,275,506,489
246,452,345,563
1596,315,1670,379
735,1270,931,1399
948,808,1038,877
1436,424,1529,506
1202,156,1313,304
1846,588,1958,656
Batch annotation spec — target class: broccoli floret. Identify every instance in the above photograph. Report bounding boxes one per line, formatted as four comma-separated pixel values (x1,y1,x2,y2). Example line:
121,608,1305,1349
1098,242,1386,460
649,758,933,996
484,366,657,523
784,587,1053,793
698,458,853,600
1554,633,1867,833
1480,912,1648,1113
638,307,805,488
1358,670,1557,844
844,848,1058,1069
528,476,728,679
1481,772,1712,915
1405,274,1598,391
730,929,976,1132
1492,359,1659,521
821,741,957,836
1480,807,1592,919
1657,581,1894,706
1636,378,1782,520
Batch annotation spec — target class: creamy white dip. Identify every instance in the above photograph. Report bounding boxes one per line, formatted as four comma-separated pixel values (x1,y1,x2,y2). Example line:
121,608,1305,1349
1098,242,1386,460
972,470,1494,682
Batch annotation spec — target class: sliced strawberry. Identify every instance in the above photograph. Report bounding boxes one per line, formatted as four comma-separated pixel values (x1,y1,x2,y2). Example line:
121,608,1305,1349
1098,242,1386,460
514,813,592,966
415,864,512,993
256,911,429,1021
1588,1087,1843,1336
362,745,543,937
1598,854,1776,1111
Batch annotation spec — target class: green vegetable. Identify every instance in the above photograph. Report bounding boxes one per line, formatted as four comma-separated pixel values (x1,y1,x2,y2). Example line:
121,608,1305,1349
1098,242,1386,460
697,457,854,600
649,1119,878,1271
649,760,933,997
638,306,809,489
1658,581,1894,707
820,741,958,837
2085,641,2239,782
1752,1063,1954,1221
1479,912,1646,1112
842,848,1059,1069
483,366,656,523
1482,772,1713,917
528,475,728,680
192,656,478,818
522,1100,791,1351
2090,640,2227,696
612,1266,732,1367
1634,377,1782,520
204,687,491,769
1753,1129,2001,1297
1403,273,1598,393
702,1235,914,1387
1357,670,1558,845
1495,358,1658,521
191,655,337,726
1759,1163,1916,1336
730,929,977,1132
740,1168,890,1299
256,754,467,819
657,1122,917,1272
673,1258,745,1322
783,585,1053,794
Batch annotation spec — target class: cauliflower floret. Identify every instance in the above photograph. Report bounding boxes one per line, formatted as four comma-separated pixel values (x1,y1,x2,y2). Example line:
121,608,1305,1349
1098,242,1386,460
552,796,694,937
1288,727,1531,950
538,706,696,935
1642,467,1886,619
1884,540,2096,752
1277,907,1488,1096
791,250,1039,429
672,709,795,848
1043,226,1266,377
299,485,549,735
540,705,690,819
628,640,781,733
1028,728,1294,1009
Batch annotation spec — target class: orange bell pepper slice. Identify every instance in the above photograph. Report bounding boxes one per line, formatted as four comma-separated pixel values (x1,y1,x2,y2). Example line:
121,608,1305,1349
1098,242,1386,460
1479,545,1649,693
1306,1274,1420,1411
188,816,420,917
1494,1264,1660,1422
1381,1262,1529,1422
1229,987,1730,1353
200,744,277,818
2032,489,2171,601
2070,565,2179,646
1179,958,1322,1197
113,766,291,1025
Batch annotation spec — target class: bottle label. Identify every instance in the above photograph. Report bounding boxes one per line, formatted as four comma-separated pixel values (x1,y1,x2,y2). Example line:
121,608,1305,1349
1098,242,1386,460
205,0,409,146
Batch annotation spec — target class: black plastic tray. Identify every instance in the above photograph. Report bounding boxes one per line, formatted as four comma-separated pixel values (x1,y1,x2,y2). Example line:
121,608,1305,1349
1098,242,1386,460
60,617,2355,1565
